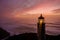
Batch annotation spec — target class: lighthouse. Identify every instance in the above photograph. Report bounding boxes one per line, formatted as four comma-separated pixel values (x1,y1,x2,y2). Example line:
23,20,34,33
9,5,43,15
37,14,46,40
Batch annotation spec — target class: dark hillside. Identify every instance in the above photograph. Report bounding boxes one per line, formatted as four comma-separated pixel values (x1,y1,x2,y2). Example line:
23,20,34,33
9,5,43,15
6,33,60,40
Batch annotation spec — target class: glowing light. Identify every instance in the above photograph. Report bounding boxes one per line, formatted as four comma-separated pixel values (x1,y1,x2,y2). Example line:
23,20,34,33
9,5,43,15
40,19,44,24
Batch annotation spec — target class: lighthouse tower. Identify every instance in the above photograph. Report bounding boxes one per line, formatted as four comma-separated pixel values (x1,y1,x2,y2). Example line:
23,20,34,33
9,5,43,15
37,14,45,40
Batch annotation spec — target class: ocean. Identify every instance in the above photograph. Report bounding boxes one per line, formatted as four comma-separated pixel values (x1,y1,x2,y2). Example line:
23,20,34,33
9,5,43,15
0,14,60,36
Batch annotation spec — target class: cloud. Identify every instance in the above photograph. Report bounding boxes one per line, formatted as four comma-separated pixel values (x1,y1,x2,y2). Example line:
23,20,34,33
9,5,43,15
0,0,60,16
52,9,60,13
0,0,41,14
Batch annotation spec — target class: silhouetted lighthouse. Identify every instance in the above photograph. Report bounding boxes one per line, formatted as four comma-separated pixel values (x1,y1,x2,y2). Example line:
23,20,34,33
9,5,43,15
37,14,45,40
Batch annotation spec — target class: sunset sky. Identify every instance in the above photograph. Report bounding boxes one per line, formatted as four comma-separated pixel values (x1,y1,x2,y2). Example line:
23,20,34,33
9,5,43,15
0,0,60,16
0,0,60,35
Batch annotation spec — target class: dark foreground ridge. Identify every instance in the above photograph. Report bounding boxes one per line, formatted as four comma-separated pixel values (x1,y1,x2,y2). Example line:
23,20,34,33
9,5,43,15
0,28,60,40
6,33,60,40
0,28,10,40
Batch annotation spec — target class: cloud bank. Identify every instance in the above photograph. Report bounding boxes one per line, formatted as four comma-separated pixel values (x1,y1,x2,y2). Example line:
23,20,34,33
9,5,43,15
0,0,60,16
52,9,60,13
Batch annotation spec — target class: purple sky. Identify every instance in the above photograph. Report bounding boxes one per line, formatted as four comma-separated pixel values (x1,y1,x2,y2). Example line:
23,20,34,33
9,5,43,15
0,0,60,15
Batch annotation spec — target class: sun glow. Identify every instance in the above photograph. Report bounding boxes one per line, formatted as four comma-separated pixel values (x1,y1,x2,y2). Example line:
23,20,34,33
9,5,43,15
26,8,53,14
